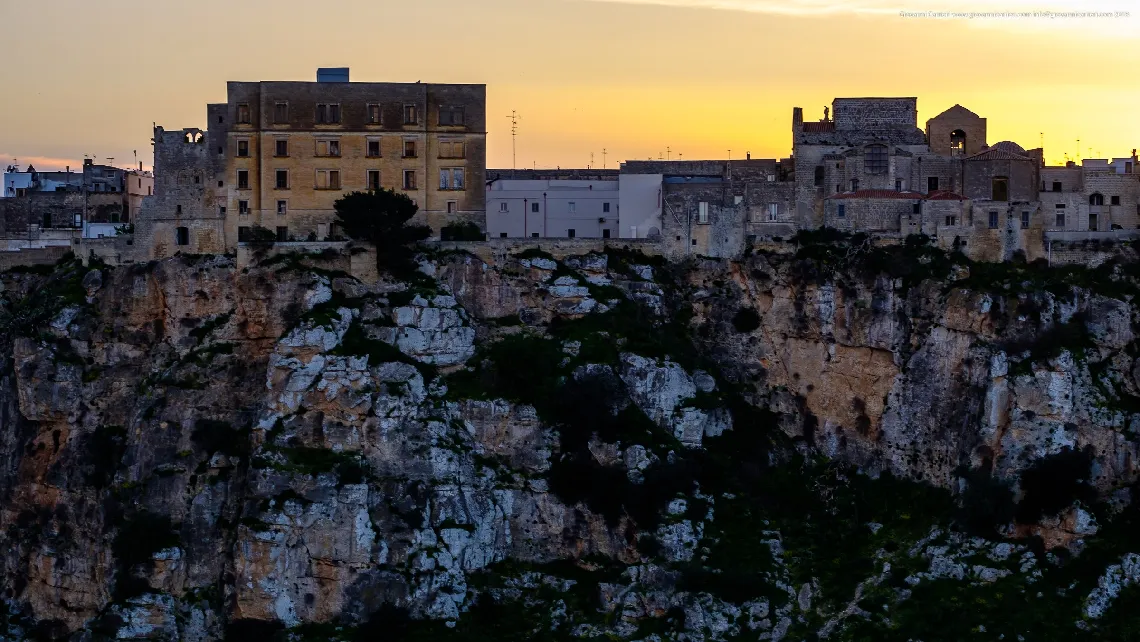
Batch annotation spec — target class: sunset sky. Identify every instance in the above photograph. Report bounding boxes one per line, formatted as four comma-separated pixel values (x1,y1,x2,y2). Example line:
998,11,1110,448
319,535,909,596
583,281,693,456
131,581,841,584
1,0,1136,172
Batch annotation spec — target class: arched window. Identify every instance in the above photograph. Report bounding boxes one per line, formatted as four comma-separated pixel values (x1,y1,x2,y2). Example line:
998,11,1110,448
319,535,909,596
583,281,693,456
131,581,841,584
865,145,888,174
814,165,825,187
1089,193,1105,206
950,130,967,156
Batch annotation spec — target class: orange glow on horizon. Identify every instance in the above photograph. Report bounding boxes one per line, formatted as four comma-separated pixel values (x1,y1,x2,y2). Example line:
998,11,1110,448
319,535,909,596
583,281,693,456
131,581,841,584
0,0,1135,172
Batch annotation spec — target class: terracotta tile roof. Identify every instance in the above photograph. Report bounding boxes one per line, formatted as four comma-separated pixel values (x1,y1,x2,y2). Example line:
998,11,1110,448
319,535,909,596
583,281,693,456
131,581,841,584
924,190,968,201
965,147,1031,162
802,121,836,133
827,189,925,200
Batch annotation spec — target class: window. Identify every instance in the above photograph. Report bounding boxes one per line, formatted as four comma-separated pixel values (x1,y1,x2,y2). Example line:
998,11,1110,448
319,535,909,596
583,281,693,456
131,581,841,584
403,170,416,190
277,200,287,215
367,170,381,191
316,103,341,124
403,104,418,124
895,179,903,191
1021,211,1030,228
988,211,998,228
950,130,966,156
697,201,709,224
1111,195,1121,206
568,229,576,238
147,186,152,196
447,201,457,214
850,178,859,191
837,204,846,219
440,141,465,158
219,206,226,216
1056,212,1066,227
1089,213,1099,230
237,170,249,189
532,233,540,238
367,139,381,157
912,202,921,214
814,165,824,187
499,202,509,213
1052,181,1062,192
928,176,939,192
992,177,1009,201
316,139,341,157
238,200,249,214
603,202,611,213
568,201,577,213
865,144,888,174
531,202,539,213
238,226,250,242
944,215,956,226
439,168,464,190
316,170,341,190
237,104,250,124
367,103,381,124
275,169,289,189
403,140,417,158
767,203,778,222
275,139,288,157
274,102,288,123
237,140,249,157
176,204,182,215
500,232,508,238
602,229,611,239
439,106,465,126
176,227,189,245
276,226,288,242
734,195,743,205
1090,193,1105,206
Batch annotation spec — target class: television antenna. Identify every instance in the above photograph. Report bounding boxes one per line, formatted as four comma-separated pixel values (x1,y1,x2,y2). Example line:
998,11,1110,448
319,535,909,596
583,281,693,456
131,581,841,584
505,111,520,170
602,148,607,169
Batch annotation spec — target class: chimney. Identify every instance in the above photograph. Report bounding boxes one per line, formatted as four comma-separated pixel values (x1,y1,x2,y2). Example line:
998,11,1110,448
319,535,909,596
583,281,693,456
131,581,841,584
746,152,751,160
139,161,143,171
793,107,803,128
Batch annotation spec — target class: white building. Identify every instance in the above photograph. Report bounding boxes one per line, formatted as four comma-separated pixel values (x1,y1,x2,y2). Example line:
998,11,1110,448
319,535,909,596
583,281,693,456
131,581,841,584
3,165,83,197
486,178,619,238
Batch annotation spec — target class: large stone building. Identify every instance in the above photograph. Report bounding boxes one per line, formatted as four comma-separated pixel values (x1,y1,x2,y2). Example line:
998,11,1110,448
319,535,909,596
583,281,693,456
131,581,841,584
135,68,486,257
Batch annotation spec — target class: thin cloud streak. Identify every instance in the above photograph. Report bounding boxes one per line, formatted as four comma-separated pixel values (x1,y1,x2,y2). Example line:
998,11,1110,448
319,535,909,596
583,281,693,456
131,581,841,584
582,0,1137,18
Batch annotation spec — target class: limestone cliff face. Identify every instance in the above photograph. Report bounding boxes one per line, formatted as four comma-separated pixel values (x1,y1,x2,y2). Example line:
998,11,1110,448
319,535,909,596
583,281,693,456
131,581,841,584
1,242,1140,641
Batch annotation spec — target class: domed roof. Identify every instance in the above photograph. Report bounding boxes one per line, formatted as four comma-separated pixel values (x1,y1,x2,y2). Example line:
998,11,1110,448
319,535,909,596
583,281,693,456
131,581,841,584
991,141,1026,155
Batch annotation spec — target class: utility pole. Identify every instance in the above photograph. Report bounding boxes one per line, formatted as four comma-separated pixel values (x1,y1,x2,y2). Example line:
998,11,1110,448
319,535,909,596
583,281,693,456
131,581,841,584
505,111,520,170
602,148,607,169
590,152,594,169
666,146,671,161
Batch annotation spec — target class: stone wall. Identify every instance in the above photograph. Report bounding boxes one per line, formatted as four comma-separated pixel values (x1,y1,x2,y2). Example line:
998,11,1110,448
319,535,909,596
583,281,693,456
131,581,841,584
428,237,662,263
832,97,917,131
0,246,69,270
0,192,84,233
963,158,1038,202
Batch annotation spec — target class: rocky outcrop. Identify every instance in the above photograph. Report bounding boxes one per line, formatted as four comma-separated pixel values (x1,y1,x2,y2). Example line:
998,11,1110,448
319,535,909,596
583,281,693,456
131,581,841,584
2,242,1140,640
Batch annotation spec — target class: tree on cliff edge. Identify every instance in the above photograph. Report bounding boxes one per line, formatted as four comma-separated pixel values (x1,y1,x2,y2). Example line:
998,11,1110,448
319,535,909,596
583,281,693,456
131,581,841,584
333,189,431,278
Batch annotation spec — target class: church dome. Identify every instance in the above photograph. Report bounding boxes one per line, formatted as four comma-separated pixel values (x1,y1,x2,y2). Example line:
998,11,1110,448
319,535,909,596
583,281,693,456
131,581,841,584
991,141,1026,155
